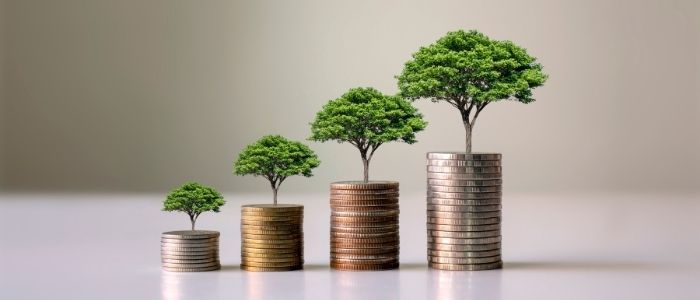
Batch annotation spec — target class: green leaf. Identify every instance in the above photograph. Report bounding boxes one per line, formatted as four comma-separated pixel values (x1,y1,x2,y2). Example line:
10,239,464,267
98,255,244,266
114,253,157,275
163,182,225,216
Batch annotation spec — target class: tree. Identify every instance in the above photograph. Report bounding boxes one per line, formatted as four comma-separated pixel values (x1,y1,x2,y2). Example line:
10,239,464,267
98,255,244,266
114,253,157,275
310,87,427,182
163,182,225,230
234,135,320,205
397,30,548,153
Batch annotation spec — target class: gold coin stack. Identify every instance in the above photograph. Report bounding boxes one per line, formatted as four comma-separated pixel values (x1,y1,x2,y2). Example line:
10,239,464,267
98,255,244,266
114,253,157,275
161,230,221,272
240,204,304,271
330,181,400,271
426,152,503,271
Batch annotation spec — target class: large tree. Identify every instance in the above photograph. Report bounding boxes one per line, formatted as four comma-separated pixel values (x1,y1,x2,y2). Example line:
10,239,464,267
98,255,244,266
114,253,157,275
310,87,427,182
234,135,320,205
163,182,226,230
397,30,548,153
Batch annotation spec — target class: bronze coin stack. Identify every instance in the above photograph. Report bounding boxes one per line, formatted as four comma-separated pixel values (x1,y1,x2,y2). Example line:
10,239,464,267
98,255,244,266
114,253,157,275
426,152,503,271
161,230,221,272
330,181,400,271
240,204,304,272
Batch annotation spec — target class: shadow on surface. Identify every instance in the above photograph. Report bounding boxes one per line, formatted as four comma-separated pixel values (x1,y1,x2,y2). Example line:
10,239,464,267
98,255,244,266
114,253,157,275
220,265,240,272
505,261,666,271
399,263,428,270
304,264,330,271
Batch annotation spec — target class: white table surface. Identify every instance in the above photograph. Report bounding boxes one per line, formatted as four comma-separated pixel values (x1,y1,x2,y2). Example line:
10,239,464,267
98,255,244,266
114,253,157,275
1,192,699,300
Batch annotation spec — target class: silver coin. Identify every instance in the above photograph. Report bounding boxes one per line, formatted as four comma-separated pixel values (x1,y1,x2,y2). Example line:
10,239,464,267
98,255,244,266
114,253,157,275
162,261,221,268
427,211,501,219
427,204,501,212
161,253,219,259
162,230,220,239
427,172,502,180
427,179,502,187
427,217,500,225
428,185,502,193
427,160,501,167
161,245,219,251
161,241,218,247
427,191,502,199
427,223,500,232
427,236,501,245
428,242,501,251
427,197,501,206
160,237,219,244
162,265,221,272
428,249,501,258
428,255,502,264
161,249,219,255
427,152,501,160
162,258,218,264
429,261,502,271
331,210,399,217
428,230,501,238
427,166,502,174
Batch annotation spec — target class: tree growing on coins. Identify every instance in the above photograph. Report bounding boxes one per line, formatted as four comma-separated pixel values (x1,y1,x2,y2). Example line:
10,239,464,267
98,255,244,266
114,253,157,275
309,87,427,182
397,30,548,153
163,182,226,230
234,135,321,205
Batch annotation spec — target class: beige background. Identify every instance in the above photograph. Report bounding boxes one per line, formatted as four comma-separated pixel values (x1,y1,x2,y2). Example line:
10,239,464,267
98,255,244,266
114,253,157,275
0,0,698,194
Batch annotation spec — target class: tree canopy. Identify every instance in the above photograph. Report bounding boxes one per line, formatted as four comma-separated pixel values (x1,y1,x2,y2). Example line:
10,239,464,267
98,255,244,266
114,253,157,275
234,135,320,204
309,87,427,182
397,30,548,153
163,182,225,230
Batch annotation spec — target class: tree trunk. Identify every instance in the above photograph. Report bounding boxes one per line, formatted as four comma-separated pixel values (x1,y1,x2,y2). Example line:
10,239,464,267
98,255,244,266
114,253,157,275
464,122,473,154
189,214,196,231
273,187,278,205
362,157,369,183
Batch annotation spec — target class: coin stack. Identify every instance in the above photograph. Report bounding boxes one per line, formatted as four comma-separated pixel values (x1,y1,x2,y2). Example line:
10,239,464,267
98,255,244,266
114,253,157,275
330,181,400,271
426,152,503,271
240,204,304,272
161,230,221,272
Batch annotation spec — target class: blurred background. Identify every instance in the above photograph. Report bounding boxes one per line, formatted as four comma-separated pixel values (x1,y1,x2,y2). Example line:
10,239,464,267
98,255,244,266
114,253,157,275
0,0,698,195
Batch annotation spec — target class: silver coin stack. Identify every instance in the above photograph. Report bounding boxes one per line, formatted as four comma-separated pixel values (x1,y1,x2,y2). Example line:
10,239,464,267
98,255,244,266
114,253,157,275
161,230,221,272
426,152,503,271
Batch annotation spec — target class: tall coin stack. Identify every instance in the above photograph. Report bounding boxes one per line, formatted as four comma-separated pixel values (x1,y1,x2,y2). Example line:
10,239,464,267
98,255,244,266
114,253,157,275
240,204,304,271
330,181,400,271
161,230,221,272
426,152,503,271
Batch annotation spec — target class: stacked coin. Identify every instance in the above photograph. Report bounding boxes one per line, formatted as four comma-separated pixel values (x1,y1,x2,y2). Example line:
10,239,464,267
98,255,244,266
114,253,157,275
240,204,304,272
330,181,400,271
161,230,221,272
426,152,503,271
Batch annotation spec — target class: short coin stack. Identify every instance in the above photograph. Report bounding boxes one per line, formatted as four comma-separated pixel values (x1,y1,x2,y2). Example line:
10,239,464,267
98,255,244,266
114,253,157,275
240,204,304,272
161,230,221,272
426,152,503,271
330,181,400,271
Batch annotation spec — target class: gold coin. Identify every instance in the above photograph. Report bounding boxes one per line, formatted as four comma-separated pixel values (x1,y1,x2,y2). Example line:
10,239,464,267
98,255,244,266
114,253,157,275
331,205,400,211
331,216,399,223
241,233,302,240
241,257,304,263
331,247,399,255
241,252,302,258
331,225,399,233
241,229,302,235
331,210,399,217
240,265,302,272
331,236,399,244
331,231,398,238
240,261,303,267
330,194,400,201
240,247,301,254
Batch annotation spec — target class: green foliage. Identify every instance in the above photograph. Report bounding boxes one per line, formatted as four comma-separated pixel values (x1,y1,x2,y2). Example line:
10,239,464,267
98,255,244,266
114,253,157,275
163,182,225,230
396,30,548,152
310,87,427,146
309,87,427,181
397,30,548,104
233,135,320,204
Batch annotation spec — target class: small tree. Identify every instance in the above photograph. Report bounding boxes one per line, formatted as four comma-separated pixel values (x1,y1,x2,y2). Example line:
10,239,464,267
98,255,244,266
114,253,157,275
310,87,427,182
397,30,548,153
163,182,225,230
234,135,320,205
